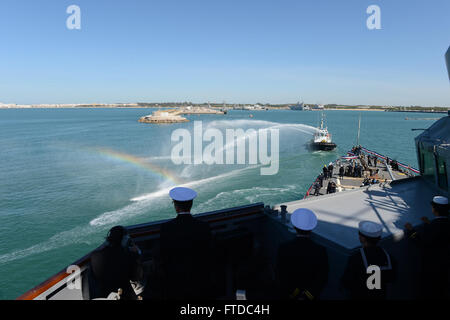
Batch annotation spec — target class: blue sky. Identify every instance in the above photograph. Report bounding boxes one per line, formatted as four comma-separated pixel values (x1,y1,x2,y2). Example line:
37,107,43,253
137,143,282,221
0,0,449,106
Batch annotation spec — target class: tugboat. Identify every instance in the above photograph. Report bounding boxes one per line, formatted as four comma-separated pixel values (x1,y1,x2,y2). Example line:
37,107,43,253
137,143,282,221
310,112,337,151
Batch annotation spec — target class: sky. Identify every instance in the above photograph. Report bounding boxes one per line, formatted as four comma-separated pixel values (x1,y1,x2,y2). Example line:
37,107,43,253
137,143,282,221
0,0,449,106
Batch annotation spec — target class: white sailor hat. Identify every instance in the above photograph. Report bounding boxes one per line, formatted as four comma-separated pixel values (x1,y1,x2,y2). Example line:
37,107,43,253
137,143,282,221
169,187,197,202
291,208,318,231
358,221,382,238
432,196,448,205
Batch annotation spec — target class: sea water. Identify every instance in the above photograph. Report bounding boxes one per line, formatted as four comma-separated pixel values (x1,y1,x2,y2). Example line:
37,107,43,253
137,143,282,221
0,108,438,299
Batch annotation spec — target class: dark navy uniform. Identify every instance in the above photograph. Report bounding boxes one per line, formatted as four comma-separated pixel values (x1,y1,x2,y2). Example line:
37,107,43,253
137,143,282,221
341,246,396,300
318,173,325,188
323,166,328,179
160,213,213,299
406,217,450,299
276,236,329,300
339,166,345,179
328,164,334,179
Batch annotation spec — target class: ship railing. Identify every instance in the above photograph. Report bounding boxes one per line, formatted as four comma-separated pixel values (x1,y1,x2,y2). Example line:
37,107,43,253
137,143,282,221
304,176,319,198
359,147,420,175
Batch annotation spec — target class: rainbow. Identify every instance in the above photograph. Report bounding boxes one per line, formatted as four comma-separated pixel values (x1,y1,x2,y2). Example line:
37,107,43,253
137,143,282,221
92,147,183,185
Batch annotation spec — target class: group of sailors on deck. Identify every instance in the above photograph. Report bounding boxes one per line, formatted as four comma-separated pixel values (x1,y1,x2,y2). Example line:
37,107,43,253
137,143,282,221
313,157,381,196
88,188,450,300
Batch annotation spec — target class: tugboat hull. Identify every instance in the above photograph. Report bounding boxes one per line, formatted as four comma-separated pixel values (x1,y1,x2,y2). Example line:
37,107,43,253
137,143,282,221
311,142,337,151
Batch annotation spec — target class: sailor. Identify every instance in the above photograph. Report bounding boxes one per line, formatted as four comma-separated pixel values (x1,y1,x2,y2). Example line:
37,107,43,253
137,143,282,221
276,208,329,300
159,187,213,299
328,163,334,179
348,164,353,177
326,180,332,194
339,165,345,180
404,196,450,299
353,164,359,177
346,165,351,177
330,181,337,193
313,181,321,196
322,165,328,179
340,221,396,300
89,226,144,300
318,172,325,188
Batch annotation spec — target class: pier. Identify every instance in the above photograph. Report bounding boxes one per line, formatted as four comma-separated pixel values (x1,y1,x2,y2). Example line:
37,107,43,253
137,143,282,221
175,107,225,115
138,107,225,124
138,110,189,124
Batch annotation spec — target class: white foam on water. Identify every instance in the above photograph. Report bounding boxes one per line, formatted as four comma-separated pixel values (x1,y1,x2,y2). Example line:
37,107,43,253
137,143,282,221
89,189,170,226
243,185,297,203
194,185,297,213
0,225,97,265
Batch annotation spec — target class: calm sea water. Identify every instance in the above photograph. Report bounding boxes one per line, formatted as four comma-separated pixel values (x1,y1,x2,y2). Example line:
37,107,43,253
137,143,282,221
0,108,438,299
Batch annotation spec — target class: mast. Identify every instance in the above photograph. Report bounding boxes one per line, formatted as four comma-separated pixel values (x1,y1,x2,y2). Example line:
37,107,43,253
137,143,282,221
356,113,361,146
321,112,324,130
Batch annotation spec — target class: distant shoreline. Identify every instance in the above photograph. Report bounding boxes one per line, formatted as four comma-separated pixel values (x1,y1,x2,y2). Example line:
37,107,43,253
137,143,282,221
0,106,447,114
325,108,384,111
0,106,161,109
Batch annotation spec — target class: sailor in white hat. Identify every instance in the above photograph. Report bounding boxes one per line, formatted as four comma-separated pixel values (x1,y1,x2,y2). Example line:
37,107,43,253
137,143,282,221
276,208,328,300
404,195,450,299
341,221,395,299
432,195,449,205
169,187,197,201
290,208,318,232
358,221,382,239
430,196,449,218
405,195,449,231
166,186,198,218
160,187,213,299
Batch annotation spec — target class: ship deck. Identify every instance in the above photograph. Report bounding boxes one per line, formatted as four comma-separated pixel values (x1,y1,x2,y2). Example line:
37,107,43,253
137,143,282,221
304,153,411,199
276,177,437,251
